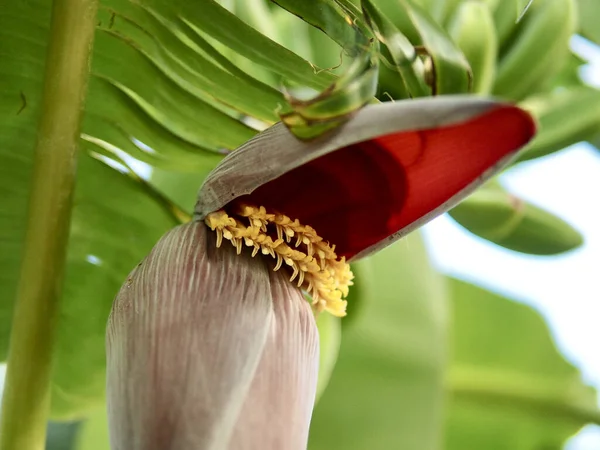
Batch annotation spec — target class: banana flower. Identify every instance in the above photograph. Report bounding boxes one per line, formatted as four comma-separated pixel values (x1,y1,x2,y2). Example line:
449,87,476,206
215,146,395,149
106,97,535,450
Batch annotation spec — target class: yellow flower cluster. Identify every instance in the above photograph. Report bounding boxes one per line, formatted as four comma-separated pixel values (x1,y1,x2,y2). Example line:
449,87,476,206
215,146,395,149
204,204,353,316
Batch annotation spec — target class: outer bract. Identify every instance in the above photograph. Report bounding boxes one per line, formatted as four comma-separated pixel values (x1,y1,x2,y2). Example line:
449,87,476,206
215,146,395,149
106,222,318,450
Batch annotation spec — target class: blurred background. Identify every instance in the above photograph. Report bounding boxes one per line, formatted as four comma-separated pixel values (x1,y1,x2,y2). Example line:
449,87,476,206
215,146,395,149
424,35,600,449
2,0,600,449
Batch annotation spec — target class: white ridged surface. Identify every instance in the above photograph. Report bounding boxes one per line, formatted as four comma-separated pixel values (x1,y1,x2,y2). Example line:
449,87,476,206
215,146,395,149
106,222,273,450
106,221,320,450
227,270,319,450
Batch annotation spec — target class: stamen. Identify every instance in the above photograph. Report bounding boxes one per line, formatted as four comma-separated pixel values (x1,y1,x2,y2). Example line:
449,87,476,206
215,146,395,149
204,204,352,317
306,241,313,256
319,258,326,271
297,270,305,287
285,228,294,241
290,265,299,283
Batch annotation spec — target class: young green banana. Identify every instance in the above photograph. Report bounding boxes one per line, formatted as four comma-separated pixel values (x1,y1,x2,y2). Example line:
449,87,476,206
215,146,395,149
488,0,522,48
440,0,466,24
409,0,447,22
448,1,498,94
493,0,577,101
517,86,600,162
449,184,583,255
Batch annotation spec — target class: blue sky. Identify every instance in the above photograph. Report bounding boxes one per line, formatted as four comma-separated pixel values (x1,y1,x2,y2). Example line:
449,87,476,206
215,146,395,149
422,36,600,450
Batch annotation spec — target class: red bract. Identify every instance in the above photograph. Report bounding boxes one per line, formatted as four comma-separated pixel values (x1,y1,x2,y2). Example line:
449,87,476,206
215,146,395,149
195,97,536,261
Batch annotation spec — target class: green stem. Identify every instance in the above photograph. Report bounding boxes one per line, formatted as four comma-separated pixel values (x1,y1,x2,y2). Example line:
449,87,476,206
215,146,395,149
0,0,98,448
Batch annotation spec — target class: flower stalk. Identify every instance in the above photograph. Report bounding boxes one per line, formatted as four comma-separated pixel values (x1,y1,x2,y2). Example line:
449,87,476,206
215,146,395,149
0,0,98,448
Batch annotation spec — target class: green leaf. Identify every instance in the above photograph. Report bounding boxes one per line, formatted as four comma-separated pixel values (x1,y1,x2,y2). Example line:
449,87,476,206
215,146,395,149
140,0,336,90
274,0,379,139
4,0,342,172
446,279,599,449
449,183,583,255
0,0,201,420
305,15,354,71
74,408,109,450
547,50,588,88
315,313,341,401
309,232,448,450
577,0,600,45
48,155,181,419
89,15,257,153
272,0,370,52
151,166,218,211
270,8,317,62
266,3,354,75
517,86,600,162
96,4,284,122
230,0,282,42
343,259,372,325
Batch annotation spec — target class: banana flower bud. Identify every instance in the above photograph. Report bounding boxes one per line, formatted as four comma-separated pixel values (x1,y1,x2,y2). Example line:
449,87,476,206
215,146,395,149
107,97,536,450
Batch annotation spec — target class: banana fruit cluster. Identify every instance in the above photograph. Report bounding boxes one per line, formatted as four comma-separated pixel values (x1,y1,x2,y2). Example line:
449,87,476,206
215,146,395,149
396,0,586,255
416,0,578,100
